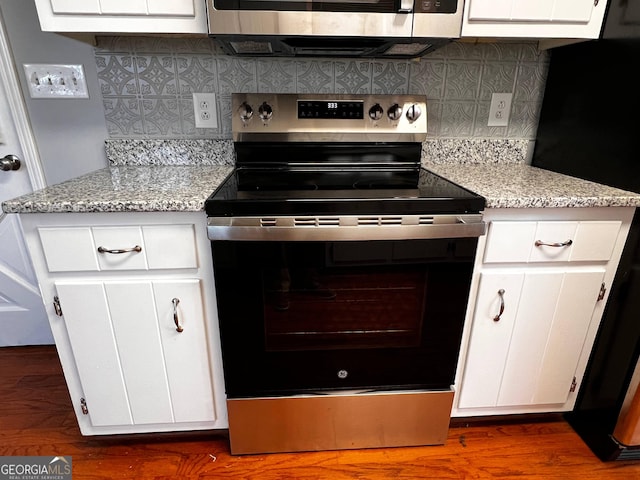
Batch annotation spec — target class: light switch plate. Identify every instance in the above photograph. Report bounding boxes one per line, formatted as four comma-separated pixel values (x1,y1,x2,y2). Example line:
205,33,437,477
23,64,89,99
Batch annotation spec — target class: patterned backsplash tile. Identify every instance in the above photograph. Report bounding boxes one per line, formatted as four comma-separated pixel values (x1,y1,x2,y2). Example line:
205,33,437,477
95,38,549,140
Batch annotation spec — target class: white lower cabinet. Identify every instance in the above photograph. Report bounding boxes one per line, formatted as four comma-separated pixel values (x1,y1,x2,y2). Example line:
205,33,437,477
453,207,636,417
56,279,215,427
20,212,227,435
458,268,604,409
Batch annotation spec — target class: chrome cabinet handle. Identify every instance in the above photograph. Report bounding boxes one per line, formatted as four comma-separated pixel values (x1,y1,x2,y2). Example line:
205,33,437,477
97,245,142,254
534,239,573,248
493,289,505,322
172,298,183,332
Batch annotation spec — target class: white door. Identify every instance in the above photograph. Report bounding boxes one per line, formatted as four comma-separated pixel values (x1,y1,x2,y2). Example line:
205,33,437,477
55,279,216,428
0,9,50,346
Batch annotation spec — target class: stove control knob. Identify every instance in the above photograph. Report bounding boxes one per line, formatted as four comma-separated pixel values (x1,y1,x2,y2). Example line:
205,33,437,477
368,103,384,121
387,103,403,121
406,104,422,122
259,102,273,121
238,102,253,121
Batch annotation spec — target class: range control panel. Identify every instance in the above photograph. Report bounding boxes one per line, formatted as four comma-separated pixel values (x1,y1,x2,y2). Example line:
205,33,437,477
297,100,364,120
232,93,428,142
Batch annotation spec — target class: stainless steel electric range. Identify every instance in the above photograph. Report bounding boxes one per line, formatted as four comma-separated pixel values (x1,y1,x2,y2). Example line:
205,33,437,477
205,93,486,455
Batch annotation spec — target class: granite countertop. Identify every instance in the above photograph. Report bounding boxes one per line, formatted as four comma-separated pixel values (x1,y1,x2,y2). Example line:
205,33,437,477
1,165,233,214
3,139,640,214
427,163,640,209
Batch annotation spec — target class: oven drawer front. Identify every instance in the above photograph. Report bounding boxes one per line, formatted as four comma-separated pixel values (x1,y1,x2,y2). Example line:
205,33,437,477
227,389,454,454
38,224,198,272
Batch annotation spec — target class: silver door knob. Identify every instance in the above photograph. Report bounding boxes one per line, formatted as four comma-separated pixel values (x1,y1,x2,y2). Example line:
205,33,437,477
1,155,21,171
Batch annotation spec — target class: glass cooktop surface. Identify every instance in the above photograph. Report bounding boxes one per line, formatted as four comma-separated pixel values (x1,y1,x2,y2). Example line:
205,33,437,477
205,167,485,217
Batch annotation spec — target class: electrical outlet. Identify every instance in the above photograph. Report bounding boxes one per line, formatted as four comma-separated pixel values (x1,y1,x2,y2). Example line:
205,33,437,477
487,92,513,127
23,64,88,98
193,93,218,129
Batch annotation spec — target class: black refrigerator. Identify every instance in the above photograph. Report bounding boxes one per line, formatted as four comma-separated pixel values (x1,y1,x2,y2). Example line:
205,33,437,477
531,0,640,461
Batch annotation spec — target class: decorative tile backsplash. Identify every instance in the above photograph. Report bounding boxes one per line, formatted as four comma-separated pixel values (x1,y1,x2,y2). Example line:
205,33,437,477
95,38,549,140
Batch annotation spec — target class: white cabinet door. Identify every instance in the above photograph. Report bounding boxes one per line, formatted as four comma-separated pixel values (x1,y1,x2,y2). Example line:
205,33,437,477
463,0,606,38
56,278,216,428
457,271,524,409
459,268,605,410
34,0,206,33
532,270,605,404
55,282,133,427
467,0,593,22
152,280,216,423
496,271,564,407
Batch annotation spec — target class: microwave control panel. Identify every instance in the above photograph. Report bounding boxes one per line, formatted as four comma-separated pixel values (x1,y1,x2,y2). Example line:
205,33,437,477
415,0,458,13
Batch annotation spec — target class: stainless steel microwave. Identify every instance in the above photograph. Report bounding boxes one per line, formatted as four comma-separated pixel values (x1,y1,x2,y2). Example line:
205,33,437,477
206,0,463,57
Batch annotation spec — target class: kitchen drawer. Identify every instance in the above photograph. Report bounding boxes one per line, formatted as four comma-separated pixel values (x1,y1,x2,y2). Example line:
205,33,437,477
484,220,622,264
38,224,198,272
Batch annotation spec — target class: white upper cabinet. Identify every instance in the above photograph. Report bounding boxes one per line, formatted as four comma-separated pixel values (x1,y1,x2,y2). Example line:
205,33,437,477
35,0,207,33
462,0,607,39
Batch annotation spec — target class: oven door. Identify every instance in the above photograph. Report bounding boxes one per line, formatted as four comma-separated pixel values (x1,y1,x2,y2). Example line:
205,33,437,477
211,237,477,398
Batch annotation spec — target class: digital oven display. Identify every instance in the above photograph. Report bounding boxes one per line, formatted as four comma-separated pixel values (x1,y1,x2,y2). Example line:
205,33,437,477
298,100,364,119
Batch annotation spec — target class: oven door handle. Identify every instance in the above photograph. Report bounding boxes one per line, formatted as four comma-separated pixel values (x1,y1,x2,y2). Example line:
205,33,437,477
208,214,486,241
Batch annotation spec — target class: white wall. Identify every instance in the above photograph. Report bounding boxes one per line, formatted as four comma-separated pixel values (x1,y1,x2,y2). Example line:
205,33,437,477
0,0,108,186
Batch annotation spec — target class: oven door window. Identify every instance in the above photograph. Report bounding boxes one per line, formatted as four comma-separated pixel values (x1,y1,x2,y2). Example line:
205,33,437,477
212,239,477,398
263,253,425,352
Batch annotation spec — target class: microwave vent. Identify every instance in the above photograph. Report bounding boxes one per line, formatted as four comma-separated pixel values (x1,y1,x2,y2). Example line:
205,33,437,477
230,40,274,54
383,43,434,56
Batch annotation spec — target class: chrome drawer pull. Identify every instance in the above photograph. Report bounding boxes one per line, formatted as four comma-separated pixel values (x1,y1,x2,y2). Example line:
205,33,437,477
172,298,184,333
493,289,505,322
534,239,573,248
97,245,142,254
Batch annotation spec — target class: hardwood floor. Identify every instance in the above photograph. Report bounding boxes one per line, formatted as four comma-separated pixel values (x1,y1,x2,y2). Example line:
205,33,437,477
3,345,640,479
